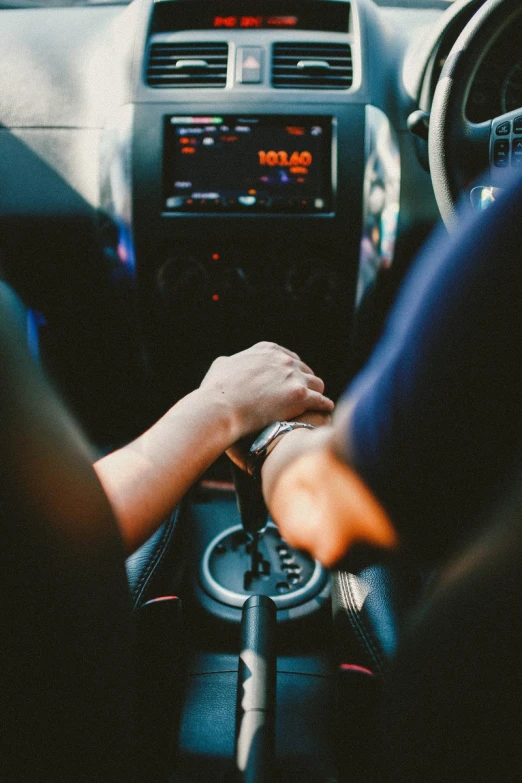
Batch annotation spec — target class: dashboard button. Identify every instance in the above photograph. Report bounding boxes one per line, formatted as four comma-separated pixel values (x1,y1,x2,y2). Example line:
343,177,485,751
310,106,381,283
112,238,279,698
238,195,256,206
493,139,509,167
514,116,522,134
512,138,522,166
236,47,263,84
496,121,511,136
165,196,185,210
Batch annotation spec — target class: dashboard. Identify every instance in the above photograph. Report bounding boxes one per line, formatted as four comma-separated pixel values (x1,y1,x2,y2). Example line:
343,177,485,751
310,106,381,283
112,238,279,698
0,0,507,441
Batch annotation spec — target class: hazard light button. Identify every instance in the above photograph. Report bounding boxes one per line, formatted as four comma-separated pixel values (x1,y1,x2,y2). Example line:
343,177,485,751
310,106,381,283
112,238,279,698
237,47,263,84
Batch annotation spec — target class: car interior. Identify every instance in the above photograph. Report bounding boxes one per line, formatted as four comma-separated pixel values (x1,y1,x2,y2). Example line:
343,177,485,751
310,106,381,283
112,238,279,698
1,0,522,779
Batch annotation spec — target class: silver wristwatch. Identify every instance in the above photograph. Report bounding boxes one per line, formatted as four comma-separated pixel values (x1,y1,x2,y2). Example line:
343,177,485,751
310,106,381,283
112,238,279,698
247,421,315,480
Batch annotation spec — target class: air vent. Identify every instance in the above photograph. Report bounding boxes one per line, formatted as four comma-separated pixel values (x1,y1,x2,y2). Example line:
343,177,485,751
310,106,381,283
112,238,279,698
272,43,353,90
147,42,228,88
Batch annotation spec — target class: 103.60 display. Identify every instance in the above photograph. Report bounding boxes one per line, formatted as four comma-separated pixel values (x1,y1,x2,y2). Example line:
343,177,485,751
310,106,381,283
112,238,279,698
162,115,333,214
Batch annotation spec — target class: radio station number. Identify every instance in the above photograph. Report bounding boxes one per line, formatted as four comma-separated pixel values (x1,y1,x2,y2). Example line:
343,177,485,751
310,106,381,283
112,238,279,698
258,150,312,167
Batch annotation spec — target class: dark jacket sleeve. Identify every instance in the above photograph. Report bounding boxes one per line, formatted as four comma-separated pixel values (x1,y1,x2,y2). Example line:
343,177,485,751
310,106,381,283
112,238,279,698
342,177,522,563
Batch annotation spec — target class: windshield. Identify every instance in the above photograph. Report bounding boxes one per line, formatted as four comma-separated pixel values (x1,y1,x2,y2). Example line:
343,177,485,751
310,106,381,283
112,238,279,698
0,0,456,9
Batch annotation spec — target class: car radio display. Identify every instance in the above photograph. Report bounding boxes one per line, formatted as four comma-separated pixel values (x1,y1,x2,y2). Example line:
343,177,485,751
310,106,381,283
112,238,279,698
163,115,333,214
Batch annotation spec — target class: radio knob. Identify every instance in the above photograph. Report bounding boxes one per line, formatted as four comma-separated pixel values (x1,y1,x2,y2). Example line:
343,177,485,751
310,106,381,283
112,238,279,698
285,265,333,304
157,257,211,309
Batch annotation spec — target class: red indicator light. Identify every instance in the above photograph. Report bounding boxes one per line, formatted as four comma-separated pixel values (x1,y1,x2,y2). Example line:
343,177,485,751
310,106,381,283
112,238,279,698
286,126,305,136
214,16,237,28
266,15,298,27
181,147,196,155
339,663,375,676
212,294,220,301
240,16,262,28
212,253,220,261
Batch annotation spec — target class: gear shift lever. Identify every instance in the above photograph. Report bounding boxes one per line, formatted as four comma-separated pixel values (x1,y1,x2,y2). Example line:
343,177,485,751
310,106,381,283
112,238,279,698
231,463,270,589
201,463,326,608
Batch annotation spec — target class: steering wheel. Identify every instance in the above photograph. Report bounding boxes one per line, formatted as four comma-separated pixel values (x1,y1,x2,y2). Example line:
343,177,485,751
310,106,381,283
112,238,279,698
429,0,522,230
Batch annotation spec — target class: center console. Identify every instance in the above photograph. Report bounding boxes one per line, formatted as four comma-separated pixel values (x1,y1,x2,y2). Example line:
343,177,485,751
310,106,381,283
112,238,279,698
99,0,402,405
106,0,382,404
106,0,402,778
132,100,364,400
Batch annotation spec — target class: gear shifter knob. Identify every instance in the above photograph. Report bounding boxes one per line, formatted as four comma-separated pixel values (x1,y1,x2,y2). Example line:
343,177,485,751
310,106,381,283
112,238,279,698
231,463,268,540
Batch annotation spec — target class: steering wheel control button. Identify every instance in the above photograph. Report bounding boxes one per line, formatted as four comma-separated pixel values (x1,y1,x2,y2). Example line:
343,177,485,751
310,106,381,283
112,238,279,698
493,139,510,167
237,47,263,84
512,139,522,167
496,121,511,136
514,116,522,134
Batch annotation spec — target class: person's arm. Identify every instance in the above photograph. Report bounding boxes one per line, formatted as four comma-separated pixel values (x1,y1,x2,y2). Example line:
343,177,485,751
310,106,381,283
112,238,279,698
261,410,397,567
265,177,522,565
95,342,333,553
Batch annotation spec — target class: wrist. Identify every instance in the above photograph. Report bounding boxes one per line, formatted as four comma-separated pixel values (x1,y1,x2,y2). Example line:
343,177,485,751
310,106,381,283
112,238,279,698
248,421,315,479
261,426,332,507
183,387,242,448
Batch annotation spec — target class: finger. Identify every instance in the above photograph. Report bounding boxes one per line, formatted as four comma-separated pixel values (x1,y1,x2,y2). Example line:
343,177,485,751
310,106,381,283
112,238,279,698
305,390,335,412
274,344,301,361
256,341,300,361
272,343,314,370
281,347,313,371
304,373,325,394
297,359,315,375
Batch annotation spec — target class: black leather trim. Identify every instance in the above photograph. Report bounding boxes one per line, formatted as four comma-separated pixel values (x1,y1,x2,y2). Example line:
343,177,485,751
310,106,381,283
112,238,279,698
332,556,423,675
335,570,387,673
126,504,182,610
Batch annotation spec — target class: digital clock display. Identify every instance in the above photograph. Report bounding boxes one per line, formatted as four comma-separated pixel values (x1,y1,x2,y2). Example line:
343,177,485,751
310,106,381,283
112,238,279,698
163,115,333,214
150,2,349,34
213,15,298,28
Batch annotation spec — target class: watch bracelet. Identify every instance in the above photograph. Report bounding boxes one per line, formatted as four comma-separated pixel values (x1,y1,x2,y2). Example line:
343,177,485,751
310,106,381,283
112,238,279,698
247,421,315,480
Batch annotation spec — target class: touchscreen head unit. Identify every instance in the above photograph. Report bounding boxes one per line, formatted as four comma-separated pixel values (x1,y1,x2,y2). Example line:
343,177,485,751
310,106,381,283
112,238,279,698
163,115,333,214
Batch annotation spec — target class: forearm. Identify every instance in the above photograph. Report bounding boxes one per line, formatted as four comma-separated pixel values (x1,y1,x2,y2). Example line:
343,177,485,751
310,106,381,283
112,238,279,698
95,388,238,553
262,417,396,567
95,340,334,554
261,425,333,507
337,188,522,561
261,401,358,503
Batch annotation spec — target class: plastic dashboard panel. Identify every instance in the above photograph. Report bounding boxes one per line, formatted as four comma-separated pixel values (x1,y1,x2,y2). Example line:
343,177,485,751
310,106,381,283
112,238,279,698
0,0,449,421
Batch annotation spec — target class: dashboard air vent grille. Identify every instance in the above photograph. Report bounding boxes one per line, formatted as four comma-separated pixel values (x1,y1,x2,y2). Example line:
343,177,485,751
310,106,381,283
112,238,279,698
147,42,228,88
272,43,353,90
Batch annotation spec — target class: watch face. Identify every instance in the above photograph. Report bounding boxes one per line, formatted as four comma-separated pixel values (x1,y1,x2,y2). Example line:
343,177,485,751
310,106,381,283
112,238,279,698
251,422,282,452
